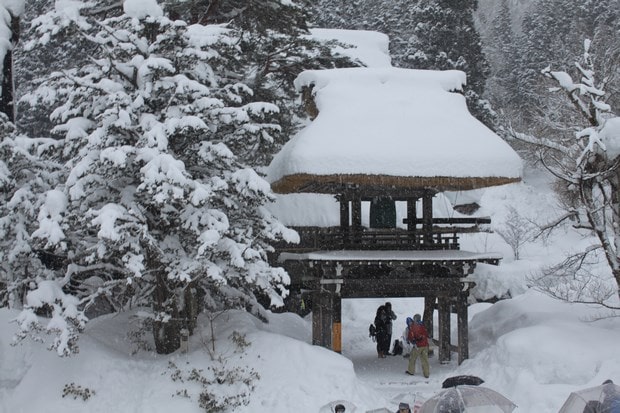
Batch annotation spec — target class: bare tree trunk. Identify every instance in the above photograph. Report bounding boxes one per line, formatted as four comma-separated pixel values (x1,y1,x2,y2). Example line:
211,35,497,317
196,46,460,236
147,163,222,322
147,246,181,355
583,169,620,301
0,14,19,122
610,170,620,300
180,284,202,335
152,271,182,354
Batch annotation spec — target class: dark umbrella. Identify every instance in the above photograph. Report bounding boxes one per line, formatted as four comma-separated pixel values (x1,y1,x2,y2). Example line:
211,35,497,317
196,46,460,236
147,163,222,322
558,381,620,413
442,375,485,389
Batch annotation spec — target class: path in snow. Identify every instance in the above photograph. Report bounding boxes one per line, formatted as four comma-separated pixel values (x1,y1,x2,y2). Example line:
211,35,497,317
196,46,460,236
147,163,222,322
347,342,461,408
341,297,462,409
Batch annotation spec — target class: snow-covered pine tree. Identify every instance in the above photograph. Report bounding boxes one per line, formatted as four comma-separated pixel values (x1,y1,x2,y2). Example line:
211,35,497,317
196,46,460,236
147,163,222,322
13,0,99,138
164,0,360,168
483,0,519,110
404,0,494,127
308,0,403,32
510,40,620,305
0,113,64,310
14,1,297,355
307,0,360,30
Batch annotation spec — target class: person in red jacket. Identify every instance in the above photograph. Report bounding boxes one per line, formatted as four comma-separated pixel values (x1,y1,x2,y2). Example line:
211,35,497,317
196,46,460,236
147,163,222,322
405,313,430,378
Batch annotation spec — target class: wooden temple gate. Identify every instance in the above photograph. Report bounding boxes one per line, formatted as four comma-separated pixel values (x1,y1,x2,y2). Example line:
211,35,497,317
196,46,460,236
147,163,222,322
275,188,501,365
267,67,522,365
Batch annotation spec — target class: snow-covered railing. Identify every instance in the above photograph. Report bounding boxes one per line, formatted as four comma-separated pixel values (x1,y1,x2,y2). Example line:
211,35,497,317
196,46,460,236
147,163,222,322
276,226,467,251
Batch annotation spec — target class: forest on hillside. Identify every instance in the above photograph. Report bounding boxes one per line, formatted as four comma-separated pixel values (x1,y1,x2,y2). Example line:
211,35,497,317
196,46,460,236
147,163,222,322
310,0,619,134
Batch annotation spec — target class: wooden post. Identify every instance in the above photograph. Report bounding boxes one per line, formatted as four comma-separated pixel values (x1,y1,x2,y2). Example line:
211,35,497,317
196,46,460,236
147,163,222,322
311,291,321,346
457,291,469,364
407,198,418,246
339,197,350,247
423,296,435,339
311,290,332,348
438,297,451,363
351,198,362,244
332,293,342,353
422,192,433,246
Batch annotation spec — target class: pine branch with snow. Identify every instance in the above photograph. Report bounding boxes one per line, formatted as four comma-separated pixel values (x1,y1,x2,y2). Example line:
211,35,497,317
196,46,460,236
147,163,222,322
0,112,64,309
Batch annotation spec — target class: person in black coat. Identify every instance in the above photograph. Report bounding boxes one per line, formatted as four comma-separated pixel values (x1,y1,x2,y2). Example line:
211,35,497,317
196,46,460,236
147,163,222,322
384,301,397,353
374,305,390,358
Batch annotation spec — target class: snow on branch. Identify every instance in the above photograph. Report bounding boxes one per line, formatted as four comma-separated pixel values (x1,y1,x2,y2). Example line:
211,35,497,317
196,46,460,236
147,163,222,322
538,39,620,173
13,280,88,356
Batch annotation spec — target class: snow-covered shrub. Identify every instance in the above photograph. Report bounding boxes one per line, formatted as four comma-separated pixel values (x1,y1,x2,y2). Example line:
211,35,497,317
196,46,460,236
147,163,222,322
495,206,536,260
167,355,259,412
62,382,96,401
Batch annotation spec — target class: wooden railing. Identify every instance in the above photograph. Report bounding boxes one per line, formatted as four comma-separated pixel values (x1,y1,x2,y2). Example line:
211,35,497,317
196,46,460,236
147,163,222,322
276,227,457,251
275,217,491,252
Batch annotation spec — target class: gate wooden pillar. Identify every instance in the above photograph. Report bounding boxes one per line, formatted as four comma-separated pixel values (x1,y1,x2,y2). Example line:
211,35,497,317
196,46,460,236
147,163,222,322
422,192,434,245
339,196,350,246
423,296,435,339
351,197,362,244
437,296,451,364
312,289,332,348
311,278,343,352
332,293,342,353
456,290,469,364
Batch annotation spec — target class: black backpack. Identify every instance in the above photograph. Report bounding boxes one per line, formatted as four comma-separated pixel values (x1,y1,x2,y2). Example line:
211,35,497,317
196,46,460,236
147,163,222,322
392,339,403,356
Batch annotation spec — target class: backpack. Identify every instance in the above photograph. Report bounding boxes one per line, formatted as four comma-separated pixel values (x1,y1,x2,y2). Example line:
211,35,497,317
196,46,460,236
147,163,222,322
369,324,376,340
392,339,403,356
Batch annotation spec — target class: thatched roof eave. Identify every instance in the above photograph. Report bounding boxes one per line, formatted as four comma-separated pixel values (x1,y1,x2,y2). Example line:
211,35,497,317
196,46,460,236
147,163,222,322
270,173,521,195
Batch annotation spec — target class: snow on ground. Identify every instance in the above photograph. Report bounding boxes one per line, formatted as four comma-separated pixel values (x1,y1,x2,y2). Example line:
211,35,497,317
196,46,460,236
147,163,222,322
2,290,620,412
2,167,620,413
3,166,620,412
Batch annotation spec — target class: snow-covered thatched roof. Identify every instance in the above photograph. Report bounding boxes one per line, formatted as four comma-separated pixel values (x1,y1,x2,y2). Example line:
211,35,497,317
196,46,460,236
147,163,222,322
267,67,522,194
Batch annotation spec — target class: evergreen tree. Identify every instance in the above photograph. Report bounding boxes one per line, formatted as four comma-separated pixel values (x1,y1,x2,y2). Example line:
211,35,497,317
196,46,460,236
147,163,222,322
163,0,359,168
404,0,493,127
13,2,297,355
15,0,356,166
308,0,369,30
484,0,519,110
0,113,63,309
14,0,122,138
